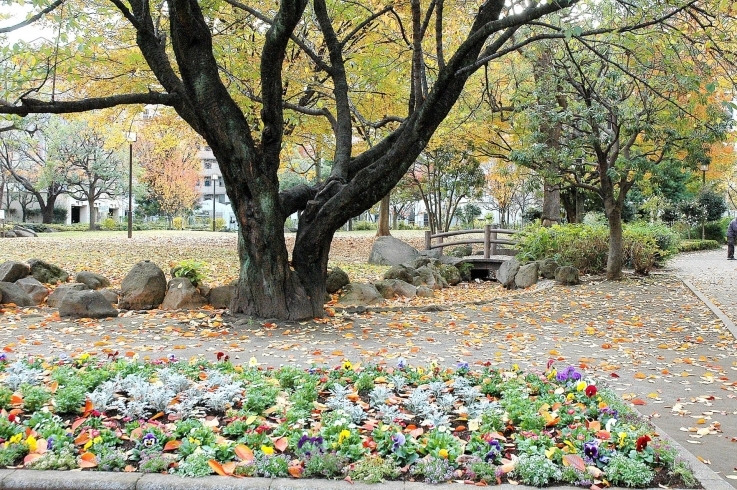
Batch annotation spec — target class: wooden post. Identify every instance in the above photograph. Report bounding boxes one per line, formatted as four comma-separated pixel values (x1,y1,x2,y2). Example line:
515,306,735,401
425,230,432,250
438,235,444,254
490,224,498,255
484,224,491,259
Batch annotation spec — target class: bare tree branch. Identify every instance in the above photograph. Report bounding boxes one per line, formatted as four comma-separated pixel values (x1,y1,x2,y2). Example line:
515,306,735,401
0,0,65,34
0,92,178,116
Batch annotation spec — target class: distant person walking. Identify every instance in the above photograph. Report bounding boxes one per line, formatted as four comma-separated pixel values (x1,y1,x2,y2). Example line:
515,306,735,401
727,216,737,260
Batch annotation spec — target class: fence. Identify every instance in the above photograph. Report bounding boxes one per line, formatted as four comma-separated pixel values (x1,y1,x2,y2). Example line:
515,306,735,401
424,225,520,258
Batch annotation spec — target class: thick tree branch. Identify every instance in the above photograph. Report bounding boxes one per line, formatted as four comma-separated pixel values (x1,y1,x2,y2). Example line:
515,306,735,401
0,92,178,116
279,184,319,216
0,0,65,34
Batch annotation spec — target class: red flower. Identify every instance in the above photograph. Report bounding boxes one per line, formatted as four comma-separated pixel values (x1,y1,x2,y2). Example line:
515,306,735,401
636,435,651,452
585,385,597,397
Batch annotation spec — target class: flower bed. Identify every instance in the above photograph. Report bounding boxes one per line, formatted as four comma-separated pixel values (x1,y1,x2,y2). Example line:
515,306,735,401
0,354,697,488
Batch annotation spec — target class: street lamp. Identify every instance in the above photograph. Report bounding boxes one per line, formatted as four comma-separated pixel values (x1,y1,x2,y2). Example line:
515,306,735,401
212,174,219,232
700,161,710,185
126,132,136,239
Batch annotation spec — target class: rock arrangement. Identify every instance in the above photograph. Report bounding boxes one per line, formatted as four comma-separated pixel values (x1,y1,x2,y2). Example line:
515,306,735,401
0,225,40,238
0,238,582,315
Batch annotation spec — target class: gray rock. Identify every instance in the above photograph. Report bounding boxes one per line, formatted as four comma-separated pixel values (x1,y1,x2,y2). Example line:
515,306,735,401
99,288,119,305
118,260,167,310
419,248,442,259
412,256,440,269
384,264,418,284
374,279,417,299
497,258,521,289
0,282,34,306
515,262,540,289
448,244,472,257
27,259,69,284
368,236,420,266
46,283,90,308
58,290,118,319
15,277,49,305
417,265,446,289
439,263,461,286
12,226,36,237
326,267,350,294
210,285,235,309
75,271,111,290
0,261,30,283
3,231,16,238
338,283,384,306
416,285,434,298
555,266,581,285
538,258,559,280
161,277,207,310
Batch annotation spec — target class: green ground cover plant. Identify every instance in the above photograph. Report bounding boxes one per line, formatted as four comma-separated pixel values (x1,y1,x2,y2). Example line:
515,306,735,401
0,353,696,487
517,223,680,274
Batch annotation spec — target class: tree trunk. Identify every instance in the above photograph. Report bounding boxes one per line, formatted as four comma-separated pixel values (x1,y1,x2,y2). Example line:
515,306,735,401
88,198,96,230
575,187,585,223
606,204,624,280
376,194,391,236
541,182,560,227
39,195,58,224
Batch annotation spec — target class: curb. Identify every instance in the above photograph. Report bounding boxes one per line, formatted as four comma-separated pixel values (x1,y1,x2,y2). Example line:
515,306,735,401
680,276,737,340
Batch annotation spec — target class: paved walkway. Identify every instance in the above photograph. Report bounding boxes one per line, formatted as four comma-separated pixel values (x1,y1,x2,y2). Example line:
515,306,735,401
1,248,737,488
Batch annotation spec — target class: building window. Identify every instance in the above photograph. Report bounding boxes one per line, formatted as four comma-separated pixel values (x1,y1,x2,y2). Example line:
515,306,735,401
204,161,212,169
204,178,211,187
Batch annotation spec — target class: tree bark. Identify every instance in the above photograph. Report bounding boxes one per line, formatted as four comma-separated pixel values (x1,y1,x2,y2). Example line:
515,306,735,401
541,182,561,227
605,202,624,280
88,196,96,230
376,194,391,236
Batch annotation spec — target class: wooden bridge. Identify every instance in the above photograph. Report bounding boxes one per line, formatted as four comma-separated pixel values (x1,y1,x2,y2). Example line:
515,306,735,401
424,225,520,274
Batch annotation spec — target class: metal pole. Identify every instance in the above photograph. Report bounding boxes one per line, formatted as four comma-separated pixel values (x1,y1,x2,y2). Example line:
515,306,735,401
128,142,133,239
702,170,706,185
212,177,217,232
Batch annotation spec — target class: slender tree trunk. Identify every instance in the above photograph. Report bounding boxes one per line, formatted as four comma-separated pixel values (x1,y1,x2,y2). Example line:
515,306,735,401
606,204,624,280
376,194,391,236
88,197,96,230
541,183,560,226
575,188,584,223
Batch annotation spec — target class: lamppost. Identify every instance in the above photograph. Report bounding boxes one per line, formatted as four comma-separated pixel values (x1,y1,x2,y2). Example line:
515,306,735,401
700,160,710,240
212,174,219,232
126,132,136,238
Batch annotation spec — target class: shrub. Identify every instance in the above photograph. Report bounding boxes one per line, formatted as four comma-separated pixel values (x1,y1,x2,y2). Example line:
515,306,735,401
170,259,207,286
678,239,720,252
52,207,68,224
101,218,118,231
172,217,184,230
353,220,376,231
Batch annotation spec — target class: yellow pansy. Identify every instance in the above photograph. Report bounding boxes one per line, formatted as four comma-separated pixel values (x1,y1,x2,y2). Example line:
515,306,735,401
438,449,449,459
547,369,557,380
188,437,201,446
261,445,274,455
618,432,627,447
338,429,351,444
248,357,259,368
512,364,520,372
576,381,587,392
77,353,91,362
5,433,23,447
25,435,37,452
566,393,575,401
342,360,353,370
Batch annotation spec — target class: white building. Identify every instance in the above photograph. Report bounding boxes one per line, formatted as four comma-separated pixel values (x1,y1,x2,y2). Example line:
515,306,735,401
195,146,237,228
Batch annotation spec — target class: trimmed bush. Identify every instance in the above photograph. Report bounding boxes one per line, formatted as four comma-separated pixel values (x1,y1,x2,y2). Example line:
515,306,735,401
678,239,720,252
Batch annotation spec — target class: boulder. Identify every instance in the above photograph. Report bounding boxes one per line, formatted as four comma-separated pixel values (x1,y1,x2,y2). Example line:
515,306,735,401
368,236,420,266
12,227,37,238
416,265,447,289
58,290,118,319
384,264,418,284
3,231,16,238
538,258,559,280
99,288,119,305
497,258,521,289
412,256,440,269
210,285,235,309
374,279,417,299
448,244,472,257
75,271,111,290
118,260,167,310
515,262,539,289
439,264,462,286
326,267,350,294
46,283,90,308
416,286,434,298
555,266,581,285
0,261,30,283
338,283,384,306
418,249,442,259
15,277,49,305
27,259,69,285
0,282,34,306
161,277,208,310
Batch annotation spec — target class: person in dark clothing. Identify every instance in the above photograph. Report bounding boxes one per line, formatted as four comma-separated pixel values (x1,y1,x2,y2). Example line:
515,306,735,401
727,217,737,260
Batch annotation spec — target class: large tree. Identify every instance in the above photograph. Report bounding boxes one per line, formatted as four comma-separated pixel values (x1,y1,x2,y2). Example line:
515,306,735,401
1,0,732,318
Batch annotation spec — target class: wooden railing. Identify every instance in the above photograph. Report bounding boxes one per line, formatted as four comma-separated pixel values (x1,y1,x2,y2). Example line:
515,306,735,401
424,225,520,258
